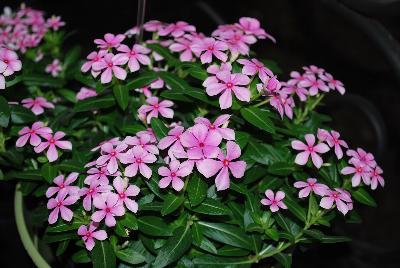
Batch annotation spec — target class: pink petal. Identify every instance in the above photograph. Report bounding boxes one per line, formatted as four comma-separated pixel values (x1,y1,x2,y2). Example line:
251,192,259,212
311,152,323,169
197,159,222,178
319,197,334,209
215,167,230,191
159,177,172,188
294,151,310,165
228,161,246,178
47,145,59,162
172,178,184,191
226,141,241,160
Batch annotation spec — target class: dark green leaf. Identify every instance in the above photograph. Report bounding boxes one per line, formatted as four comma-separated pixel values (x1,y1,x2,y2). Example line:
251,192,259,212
273,252,292,268
72,249,91,263
188,198,229,216
240,107,276,134
73,95,115,112
158,71,190,92
46,219,86,232
116,248,146,265
187,174,207,206
283,192,307,222
91,240,116,268
267,162,295,176
137,216,172,236
41,163,58,183
10,105,36,124
23,74,64,88
193,255,253,266
150,117,169,140
352,188,377,207
0,96,11,127
113,84,129,110
125,71,158,89
6,169,42,181
161,194,184,216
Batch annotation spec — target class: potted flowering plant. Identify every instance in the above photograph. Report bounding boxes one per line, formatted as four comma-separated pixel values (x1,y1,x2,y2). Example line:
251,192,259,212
0,4,384,268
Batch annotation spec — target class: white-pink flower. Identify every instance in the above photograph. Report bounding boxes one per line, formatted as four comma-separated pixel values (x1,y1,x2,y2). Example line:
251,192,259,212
158,160,193,191
46,15,65,31
113,177,140,213
237,58,273,81
45,59,62,77
298,74,329,96
191,37,228,64
261,189,287,212
157,126,187,159
119,146,157,178
320,72,345,95
347,148,376,168
91,193,125,227
320,188,352,215
158,21,195,38
205,71,250,109
47,190,79,224
138,96,174,124
21,97,55,115
341,159,372,187
96,142,128,174
92,53,127,84
317,129,348,159
180,124,222,160
293,178,329,198
370,166,384,190
77,223,107,251
81,50,106,76
84,165,118,185
124,133,159,155
76,87,97,101
34,131,72,162
16,121,52,147
0,47,22,76
116,44,150,72
236,17,275,42
194,114,235,140
291,134,330,168
79,179,112,211
198,141,246,191
94,33,125,50
169,38,194,62
46,173,80,198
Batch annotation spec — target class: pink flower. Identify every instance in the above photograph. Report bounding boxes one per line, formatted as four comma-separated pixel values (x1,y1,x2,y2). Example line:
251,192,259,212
144,20,164,32
45,59,62,77
237,58,273,81
320,188,352,215
91,137,121,152
320,72,345,95
113,177,140,213
0,47,22,76
124,133,159,155
158,126,187,159
96,142,128,174
198,141,246,191
138,96,174,124
79,180,112,211
205,71,250,109
46,173,80,198
347,148,376,168
281,83,308,102
137,128,157,143
34,131,72,162
220,30,256,55
77,223,107,251
370,166,384,190
291,134,330,168
16,121,52,147
303,65,325,75
180,124,222,160
298,74,329,96
158,21,195,38
194,114,235,140
94,33,125,50
136,78,164,97
293,178,329,198
85,165,118,185
81,50,106,76
191,37,228,64
47,190,79,224
91,193,125,227
92,53,127,84
116,44,150,72
76,87,97,101
341,160,372,187
317,129,348,159
158,160,193,191
119,146,157,178
21,97,55,115
169,38,194,62
287,71,307,86
236,17,275,42
46,16,65,31
261,190,287,212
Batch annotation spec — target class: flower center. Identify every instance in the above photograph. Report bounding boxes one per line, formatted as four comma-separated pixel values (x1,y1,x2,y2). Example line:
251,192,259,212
57,202,62,207
107,62,113,67
234,34,241,41
130,50,136,56
110,151,116,157
209,124,215,130
3,59,9,64
85,231,91,238
136,158,142,163
226,82,233,89
171,172,176,177
99,171,104,175
223,159,229,166
207,45,214,51
309,182,315,187
49,138,56,144
105,207,111,213
308,146,314,152
29,129,35,134
119,193,126,199
153,104,159,109
59,183,65,189
88,188,94,194
332,193,339,199
199,142,205,148
356,167,362,173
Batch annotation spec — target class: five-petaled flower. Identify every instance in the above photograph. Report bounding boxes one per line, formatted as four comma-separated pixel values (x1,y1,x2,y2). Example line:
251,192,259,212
16,121,52,147
79,179,112,211
158,160,193,191
320,188,352,215
119,146,157,178
341,159,372,187
21,97,55,115
291,134,330,168
116,44,151,72
261,189,287,212
34,131,72,162
46,173,80,198
96,142,128,174
293,178,329,198
45,59,62,77
92,53,127,84
113,177,140,213
191,37,228,64
77,223,107,251
91,193,125,227
194,114,235,140
47,190,79,224
138,96,174,124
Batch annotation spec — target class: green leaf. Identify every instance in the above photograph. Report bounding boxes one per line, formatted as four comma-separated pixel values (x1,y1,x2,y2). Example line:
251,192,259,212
217,245,250,257
187,173,207,206
152,225,192,268
5,75,22,87
192,222,203,244
91,240,116,268
240,107,276,134
116,248,146,265
113,84,129,110
150,117,169,140
304,229,351,243
267,162,295,176
72,249,91,263
161,194,184,216
63,46,81,71
193,255,253,266
6,169,42,181
23,74,64,88
74,72,97,88
0,96,11,127
283,191,307,222
184,87,218,106
125,71,158,89
56,240,69,256
161,90,192,102
147,43,178,66
158,71,190,92
352,188,377,207
187,66,207,80
273,252,292,268
137,216,173,236
188,198,229,216
41,163,58,183
10,105,36,124
198,221,255,251
119,213,138,230
58,160,85,172
235,131,250,149
57,88,77,103
46,219,86,232
42,232,76,243
73,95,115,112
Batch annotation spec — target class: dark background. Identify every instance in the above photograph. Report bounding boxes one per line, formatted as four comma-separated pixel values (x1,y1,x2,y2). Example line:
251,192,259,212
1,0,400,267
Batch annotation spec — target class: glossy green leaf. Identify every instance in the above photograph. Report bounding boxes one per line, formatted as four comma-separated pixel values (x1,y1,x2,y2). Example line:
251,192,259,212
0,96,11,127
161,194,184,216
41,163,58,183
150,117,169,140
352,188,377,207
116,248,146,265
187,173,207,206
113,84,129,110
137,216,173,236
267,162,295,176
240,107,276,134
72,249,91,263
193,255,254,266
125,71,158,89
73,95,115,112
91,240,116,268
188,198,229,216
10,105,36,124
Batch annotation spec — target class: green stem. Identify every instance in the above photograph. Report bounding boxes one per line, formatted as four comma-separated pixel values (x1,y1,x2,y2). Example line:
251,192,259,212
14,183,51,268
294,94,325,124
254,99,270,108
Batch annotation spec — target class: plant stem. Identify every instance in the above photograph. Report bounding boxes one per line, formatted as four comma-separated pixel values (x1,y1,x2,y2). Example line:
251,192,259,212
254,99,270,108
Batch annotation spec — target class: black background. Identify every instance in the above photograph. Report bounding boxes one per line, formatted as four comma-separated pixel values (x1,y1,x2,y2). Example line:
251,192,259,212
1,0,400,267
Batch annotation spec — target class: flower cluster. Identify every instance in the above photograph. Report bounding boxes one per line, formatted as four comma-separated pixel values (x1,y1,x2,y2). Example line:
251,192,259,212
0,5,64,53
0,46,22,89
16,121,72,162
